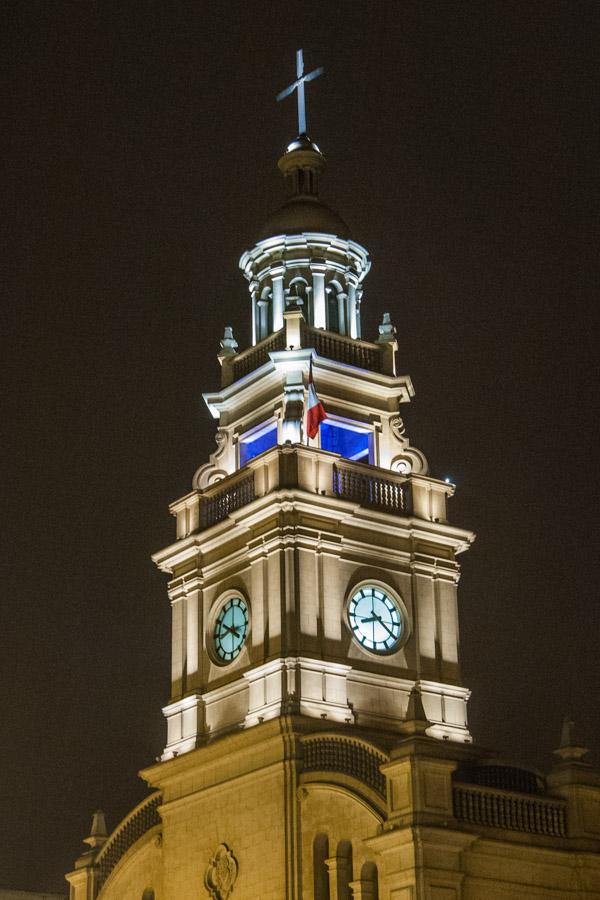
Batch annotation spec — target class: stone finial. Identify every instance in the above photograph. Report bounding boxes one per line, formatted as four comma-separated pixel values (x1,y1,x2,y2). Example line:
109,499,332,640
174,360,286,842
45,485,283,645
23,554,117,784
553,717,590,763
83,809,108,849
219,326,238,355
376,311,397,343
399,687,430,736
218,326,238,367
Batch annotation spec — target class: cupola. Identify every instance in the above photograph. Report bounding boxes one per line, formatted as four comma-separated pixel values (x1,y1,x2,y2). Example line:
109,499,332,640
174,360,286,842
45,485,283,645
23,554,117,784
239,137,370,344
257,136,350,241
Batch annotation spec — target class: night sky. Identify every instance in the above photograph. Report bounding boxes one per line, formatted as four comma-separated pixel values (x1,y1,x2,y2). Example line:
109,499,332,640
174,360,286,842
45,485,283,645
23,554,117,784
2,1,598,892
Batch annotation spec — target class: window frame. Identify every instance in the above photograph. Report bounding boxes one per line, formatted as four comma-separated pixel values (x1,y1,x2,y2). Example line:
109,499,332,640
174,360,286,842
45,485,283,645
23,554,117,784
318,414,374,464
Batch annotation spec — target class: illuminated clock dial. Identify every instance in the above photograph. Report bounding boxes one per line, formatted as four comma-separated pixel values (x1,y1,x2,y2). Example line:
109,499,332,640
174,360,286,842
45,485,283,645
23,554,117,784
214,597,249,662
348,586,402,653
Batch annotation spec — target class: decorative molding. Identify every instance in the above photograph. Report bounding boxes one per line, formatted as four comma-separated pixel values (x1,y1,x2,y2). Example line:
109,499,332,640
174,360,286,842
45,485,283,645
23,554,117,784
389,414,406,440
205,843,238,900
193,429,232,490
387,414,429,475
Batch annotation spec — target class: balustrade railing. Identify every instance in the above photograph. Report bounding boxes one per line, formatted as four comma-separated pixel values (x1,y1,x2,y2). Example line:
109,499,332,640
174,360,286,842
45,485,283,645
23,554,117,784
302,736,387,799
231,329,287,380
199,471,255,530
453,783,567,837
302,324,385,373
333,464,409,514
95,792,161,895
227,322,387,383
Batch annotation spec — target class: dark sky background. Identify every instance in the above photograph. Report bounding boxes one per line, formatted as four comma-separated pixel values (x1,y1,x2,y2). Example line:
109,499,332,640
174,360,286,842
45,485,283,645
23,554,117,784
2,0,598,892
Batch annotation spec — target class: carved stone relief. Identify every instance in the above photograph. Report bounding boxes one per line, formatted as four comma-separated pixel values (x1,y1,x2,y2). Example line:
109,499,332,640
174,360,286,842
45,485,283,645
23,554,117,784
193,428,232,490
205,843,238,900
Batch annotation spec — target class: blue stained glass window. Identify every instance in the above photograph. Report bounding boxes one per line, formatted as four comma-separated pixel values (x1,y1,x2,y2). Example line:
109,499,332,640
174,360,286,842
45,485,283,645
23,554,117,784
239,423,278,467
320,421,371,462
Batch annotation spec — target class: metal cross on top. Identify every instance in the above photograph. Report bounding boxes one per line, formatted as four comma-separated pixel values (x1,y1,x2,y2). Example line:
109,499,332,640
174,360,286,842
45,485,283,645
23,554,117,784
276,49,324,137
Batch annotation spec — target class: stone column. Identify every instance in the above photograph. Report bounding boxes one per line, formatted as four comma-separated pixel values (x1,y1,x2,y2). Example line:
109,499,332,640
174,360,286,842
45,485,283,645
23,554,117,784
326,855,353,900
257,298,268,341
325,856,339,899
311,262,327,328
250,281,258,345
284,308,304,350
347,279,358,338
282,371,304,444
271,265,285,332
338,292,347,335
171,594,185,697
356,291,362,338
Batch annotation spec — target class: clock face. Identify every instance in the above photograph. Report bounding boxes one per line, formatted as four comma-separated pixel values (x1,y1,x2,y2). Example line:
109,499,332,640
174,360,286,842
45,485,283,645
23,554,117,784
214,597,249,663
348,585,403,653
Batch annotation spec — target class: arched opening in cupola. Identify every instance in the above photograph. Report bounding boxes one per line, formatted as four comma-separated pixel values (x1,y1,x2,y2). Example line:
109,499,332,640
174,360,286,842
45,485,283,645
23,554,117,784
257,286,273,340
326,280,346,334
287,276,311,321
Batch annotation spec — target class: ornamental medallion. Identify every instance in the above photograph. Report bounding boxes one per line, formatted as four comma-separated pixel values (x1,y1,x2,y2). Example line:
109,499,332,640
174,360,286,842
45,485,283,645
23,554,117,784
205,843,238,900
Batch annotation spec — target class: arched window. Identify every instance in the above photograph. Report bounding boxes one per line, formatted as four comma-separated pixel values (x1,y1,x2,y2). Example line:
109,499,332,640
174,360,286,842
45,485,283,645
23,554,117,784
360,861,379,899
287,276,311,320
313,833,330,900
257,287,273,340
326,281,347,334
336,839,353,900
142,891,155,900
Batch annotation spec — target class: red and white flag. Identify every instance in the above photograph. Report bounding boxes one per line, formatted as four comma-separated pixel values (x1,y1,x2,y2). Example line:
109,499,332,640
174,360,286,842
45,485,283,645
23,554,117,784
306,359,327,439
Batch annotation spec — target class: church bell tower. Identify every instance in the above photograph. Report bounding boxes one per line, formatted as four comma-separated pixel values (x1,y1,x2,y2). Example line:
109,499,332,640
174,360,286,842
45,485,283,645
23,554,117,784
68,53,600,900
153,66,475,760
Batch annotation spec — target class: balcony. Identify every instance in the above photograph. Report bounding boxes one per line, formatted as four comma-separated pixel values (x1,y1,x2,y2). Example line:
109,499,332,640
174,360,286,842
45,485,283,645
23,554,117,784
221,316,393,387
301,322,386,374
199,470,255,530
333,463,411,514
168,447,447,541
230,329,287,381
453,782,567,837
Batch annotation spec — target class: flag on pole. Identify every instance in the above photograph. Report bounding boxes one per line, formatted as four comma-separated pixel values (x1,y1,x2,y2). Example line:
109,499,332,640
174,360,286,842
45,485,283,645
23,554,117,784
306,359,327,439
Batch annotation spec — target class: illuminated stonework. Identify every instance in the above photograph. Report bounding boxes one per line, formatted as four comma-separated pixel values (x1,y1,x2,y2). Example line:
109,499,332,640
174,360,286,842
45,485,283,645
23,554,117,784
66,125,600,900
204,844,238,900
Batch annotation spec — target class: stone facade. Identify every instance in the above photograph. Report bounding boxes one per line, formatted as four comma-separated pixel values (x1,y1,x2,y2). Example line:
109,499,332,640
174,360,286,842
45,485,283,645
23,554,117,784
66,110,600,900
66,717,600,899
0,892,65,900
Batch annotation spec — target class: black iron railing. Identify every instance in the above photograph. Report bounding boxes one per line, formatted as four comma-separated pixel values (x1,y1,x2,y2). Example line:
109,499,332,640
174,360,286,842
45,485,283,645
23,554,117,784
333,465,409,514
302,736,387,799
199,471,256,529
95,793,161,895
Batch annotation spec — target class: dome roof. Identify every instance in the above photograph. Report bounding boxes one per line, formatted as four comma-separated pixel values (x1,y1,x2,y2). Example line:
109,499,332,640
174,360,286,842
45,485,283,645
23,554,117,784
257,135,351,242
257,195,351,241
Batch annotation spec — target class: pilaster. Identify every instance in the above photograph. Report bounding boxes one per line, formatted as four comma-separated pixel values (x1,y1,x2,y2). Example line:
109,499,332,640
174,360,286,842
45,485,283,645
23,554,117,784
326,852,353,900
381,744,458,829
311,262,327,328
272,265,286,331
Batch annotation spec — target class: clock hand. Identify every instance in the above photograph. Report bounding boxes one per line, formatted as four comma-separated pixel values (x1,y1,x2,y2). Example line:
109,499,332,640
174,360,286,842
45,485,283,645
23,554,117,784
373,613,396,639
360,615,378,623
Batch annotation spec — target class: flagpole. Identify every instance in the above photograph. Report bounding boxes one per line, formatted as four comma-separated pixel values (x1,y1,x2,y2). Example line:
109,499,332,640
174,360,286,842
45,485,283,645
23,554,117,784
306,357,327,446
305,359,310,446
